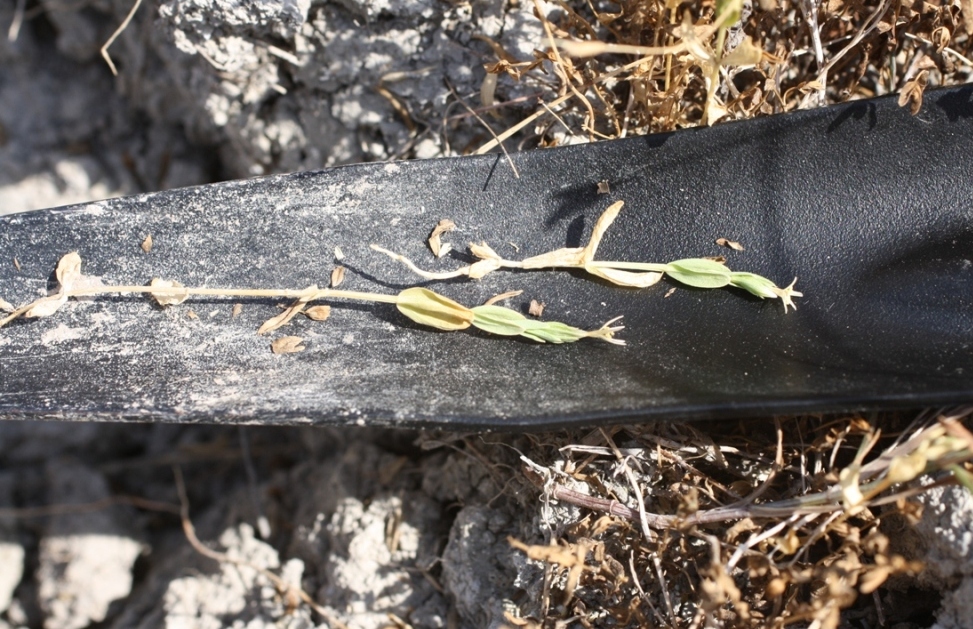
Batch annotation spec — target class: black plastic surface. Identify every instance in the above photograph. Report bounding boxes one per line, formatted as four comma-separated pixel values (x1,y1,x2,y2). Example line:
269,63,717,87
1,87,971,428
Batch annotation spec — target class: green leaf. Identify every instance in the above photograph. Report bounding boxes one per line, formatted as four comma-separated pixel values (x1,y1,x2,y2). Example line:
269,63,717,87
470,305,529,336
665,258,732,289
521,320,587,344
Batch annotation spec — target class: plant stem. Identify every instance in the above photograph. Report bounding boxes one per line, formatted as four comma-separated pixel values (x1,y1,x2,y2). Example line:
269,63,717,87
66,285,401,304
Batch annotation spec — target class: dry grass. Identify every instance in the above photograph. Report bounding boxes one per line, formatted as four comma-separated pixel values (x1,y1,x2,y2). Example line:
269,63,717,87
471,0,973,149
450,407,973,628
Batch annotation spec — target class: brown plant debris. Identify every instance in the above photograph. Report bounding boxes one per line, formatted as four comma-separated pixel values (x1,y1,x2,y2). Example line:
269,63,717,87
494,407,972,628
528,299,545,317
331,266,346,288
304,305,332,321
141,234,153,253
716,237,745,251
271,336,305,354
428,219,456,258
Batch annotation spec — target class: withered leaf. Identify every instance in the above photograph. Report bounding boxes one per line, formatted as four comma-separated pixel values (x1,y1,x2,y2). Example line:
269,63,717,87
232,303,243,318
334,246,344,261
141,234,153,253
716,237,745,251
0,297,13,312
271,336,306,354
428,219,456,258
149,278,189,306
331,266,346,288
258,299,308,335
482,289,523,306
13,257,21,271
304,305,332,321
469,241,500,260
664,287,677,298
596,181,610,194
585,264,663,288
581,200,624,264
23,293,68,318
721,36,764,67
187,310,199,320
528,299,545,316
55,252,83,292
898,70,928,115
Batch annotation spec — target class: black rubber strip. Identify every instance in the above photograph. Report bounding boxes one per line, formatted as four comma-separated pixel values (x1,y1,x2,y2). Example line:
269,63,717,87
0,86,971,429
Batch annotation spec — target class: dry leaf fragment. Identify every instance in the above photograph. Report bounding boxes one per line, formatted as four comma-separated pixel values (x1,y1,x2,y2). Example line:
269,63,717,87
232,303,243,318
149,278,189,306
331,266,346,288
271,336,305,354
898,70,928,115
597,181,610,194
528,299,545,316
716,237,745,251
721,36,765,67
664,287,677,298
141,234,153,253
13,257,21,271
259,298,311,335
0,297,13,313
469,242,501,261
428,219,456,258
482,289,523,306
187,310,199,320
23,293,68,318
304,305,332,321
55,251,83,292
334,246,344,261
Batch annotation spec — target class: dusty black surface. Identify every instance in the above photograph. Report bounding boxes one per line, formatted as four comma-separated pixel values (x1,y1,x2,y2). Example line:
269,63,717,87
1,87,971,428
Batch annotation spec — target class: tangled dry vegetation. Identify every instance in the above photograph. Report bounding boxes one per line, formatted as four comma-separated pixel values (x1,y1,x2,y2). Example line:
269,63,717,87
480,407,973,628
471,0,973,149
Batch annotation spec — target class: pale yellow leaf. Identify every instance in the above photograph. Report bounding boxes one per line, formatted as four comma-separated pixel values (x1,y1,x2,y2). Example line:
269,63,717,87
585,264,663,288
467,258,502,279
271,336,305,354
482,290,523,306
149,278,189,306
521,247,584,269
581,201,624,263
23,293,68,318
141,234,153,253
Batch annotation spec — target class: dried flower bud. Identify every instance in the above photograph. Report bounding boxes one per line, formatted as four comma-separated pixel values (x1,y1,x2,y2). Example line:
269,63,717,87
396,288,473,331
469,242,500,260
664,258,732,289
